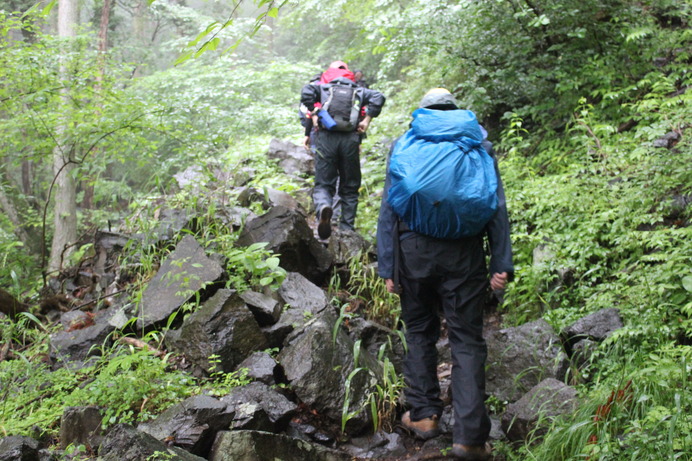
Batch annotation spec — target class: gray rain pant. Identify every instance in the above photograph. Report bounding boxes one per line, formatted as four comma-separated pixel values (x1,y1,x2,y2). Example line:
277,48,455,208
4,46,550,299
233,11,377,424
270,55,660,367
398,233,491,446
311,129,362,230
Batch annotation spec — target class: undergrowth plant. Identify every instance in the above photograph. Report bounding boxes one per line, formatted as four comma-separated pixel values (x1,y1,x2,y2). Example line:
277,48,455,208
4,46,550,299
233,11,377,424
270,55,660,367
338,251,401,329
520,344,691,460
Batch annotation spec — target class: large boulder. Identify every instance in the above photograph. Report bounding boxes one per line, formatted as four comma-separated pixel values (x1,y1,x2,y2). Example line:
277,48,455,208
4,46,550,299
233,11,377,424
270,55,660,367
340,431,408,460
262,272,330,348
278,310,381,434
267,138,314,177
236,206,332,285
220,382,297,432
486,319,570,403
137,394,234,458
0,435,39,461
59,406,104,451
240,290,282,326
501,378,579,442
165,289,267,374
237,187,305,214
137,235,224,330
98,424,205,461
49,319,114,369
236,351,281,385
346,317,405,374
561,308,623,351
209,430,349,461
326,229,372,266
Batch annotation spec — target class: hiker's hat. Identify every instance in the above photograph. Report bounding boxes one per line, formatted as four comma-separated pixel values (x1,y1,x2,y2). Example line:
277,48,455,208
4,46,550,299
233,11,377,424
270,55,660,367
419,88,458,109
329,60,349,70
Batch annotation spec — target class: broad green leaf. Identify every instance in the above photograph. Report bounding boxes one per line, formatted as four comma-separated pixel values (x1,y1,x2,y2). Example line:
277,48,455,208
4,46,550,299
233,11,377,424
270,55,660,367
682,276,692,293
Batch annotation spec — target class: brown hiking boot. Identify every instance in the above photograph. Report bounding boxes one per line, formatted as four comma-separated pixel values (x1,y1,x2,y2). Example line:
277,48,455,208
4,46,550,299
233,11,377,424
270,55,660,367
451,443,492,460
401,411,440,440
317,206,333,239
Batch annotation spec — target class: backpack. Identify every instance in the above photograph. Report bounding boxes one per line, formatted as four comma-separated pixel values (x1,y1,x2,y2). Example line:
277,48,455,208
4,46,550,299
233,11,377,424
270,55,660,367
320,80,362,132
386,108,498,239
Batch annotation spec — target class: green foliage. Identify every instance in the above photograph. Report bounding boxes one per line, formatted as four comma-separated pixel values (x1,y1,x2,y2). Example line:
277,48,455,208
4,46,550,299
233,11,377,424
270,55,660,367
334,250,400,329
204,354,251,397
224,242,287,291
124,54,313,174
0,337,193,436
524,345,691,460
118,183,287,297
75,345,195,427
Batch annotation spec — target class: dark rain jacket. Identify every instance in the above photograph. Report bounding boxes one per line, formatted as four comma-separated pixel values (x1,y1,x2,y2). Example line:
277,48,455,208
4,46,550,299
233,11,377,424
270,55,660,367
300,77,386,124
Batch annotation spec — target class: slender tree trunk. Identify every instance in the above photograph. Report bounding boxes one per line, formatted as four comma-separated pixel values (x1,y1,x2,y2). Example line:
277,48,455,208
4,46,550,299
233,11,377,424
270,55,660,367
81,0,112,210
48,0,79,274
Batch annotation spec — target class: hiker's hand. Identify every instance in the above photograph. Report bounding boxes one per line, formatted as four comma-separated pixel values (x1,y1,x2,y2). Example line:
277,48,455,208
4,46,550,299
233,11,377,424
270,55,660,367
490,272,508,291
385,279,400,294
357,115,372,133
303,136,310,150
312,115,319,130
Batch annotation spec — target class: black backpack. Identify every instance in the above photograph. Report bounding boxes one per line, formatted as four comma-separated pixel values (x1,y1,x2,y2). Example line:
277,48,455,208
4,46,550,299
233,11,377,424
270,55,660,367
320,82,362,132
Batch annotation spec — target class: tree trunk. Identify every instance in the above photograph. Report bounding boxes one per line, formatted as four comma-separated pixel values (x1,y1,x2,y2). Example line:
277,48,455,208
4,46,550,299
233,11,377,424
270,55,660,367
48,0,79,274
81,0,112,211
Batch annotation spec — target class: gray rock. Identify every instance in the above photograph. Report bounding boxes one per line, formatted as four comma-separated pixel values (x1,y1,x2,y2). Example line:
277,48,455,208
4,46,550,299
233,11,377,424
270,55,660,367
0,435,39,461
240,290,282,326
562,308,623,348
236,187,271,210
137,394,234,457
267,138,314,176
347,317,405,374
209,430,349,461
261,272,330,348
215,205,257,230
501,378,579,442
236,206,332,285
59,406,104,450
326,228,372,265
59,311,91,330
486,319,570,403
278,310,380,434
237,351,279,385
173,166,205,190
341,431,408,459
266,188,305,213
653,131,680,148
140,208,194,247
137,235,224,330
572,338,597,370
278,272,329,315
165,289,267,374
220,382,297,432
98,423,205,461
49,320,113,367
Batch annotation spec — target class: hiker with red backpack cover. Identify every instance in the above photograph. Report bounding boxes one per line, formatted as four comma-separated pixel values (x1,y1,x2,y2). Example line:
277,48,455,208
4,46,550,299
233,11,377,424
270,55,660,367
300,60,386,239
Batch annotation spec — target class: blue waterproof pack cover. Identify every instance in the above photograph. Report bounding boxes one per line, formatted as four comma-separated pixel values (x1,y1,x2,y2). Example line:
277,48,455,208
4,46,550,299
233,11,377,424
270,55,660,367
387,108,498,239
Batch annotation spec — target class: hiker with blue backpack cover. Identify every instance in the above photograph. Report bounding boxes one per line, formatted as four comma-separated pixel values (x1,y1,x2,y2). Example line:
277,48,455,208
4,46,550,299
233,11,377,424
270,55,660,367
301,60,386,239
376,89,513,461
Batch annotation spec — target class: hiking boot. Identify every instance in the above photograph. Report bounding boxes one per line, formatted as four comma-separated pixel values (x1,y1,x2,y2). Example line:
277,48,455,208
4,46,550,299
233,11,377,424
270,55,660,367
317,206,333,239
400,411,440,440
451,443,492,460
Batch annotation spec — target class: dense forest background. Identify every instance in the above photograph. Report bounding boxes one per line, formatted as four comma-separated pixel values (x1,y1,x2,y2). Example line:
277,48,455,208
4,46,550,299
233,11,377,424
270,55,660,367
1,0,690,459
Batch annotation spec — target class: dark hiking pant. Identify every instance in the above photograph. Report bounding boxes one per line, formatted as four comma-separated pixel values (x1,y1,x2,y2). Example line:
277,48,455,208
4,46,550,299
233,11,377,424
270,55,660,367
399,233,491,446
311,129,362,230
